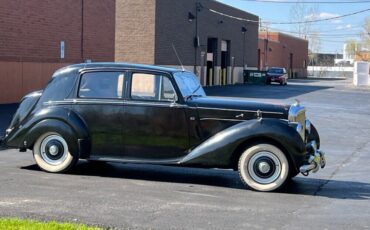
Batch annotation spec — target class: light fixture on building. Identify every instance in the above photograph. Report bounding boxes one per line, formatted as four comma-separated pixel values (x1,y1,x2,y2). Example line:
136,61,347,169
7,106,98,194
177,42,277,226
241,26,247,71
188,12,196,22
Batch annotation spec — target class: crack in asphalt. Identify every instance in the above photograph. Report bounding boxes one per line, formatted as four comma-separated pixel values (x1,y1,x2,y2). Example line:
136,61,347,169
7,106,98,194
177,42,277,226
313,140,370,196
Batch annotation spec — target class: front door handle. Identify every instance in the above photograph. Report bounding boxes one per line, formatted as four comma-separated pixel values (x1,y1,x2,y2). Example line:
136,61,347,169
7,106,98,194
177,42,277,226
235,113,244,118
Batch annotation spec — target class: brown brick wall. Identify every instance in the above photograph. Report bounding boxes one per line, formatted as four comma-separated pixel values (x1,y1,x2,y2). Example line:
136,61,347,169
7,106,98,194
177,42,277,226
0,0,115,103
0,0,115,62
259,32,308,78
115,0,156,64
83,0,115,62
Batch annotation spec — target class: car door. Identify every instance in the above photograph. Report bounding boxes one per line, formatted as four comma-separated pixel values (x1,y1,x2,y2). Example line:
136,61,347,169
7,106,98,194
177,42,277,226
72,71,125,158
122,71,189,161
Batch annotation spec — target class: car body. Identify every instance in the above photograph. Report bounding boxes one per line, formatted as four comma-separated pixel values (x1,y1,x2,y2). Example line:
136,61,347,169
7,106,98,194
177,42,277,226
0,63,326,192
266,67,288,85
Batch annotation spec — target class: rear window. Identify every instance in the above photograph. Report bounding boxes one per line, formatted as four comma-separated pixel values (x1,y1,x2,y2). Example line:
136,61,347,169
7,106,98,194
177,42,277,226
79,72,125,99
39,76,76,103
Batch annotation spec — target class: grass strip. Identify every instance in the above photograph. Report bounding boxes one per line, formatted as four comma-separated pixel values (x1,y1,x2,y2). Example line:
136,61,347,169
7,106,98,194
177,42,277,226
0,218,102,230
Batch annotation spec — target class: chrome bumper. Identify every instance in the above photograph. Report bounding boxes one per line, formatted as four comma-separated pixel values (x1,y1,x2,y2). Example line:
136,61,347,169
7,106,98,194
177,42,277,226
300,141,326,176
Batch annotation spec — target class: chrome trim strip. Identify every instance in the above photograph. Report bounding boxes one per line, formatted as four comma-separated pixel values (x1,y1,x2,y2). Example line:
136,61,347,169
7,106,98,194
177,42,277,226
88,157,181,165
199,118,244,122
124,101,188,108
196,106,285,115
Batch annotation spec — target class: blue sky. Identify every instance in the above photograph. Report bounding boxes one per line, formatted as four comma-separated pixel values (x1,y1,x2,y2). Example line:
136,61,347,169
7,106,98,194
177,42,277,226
216,0,369,54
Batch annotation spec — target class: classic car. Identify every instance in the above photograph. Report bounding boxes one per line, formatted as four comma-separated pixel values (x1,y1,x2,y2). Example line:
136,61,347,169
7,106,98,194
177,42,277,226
0,63,326,192
266,67,288,85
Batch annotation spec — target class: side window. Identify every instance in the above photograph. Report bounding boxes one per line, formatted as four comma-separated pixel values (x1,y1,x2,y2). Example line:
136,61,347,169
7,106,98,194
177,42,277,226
131,73,177,102
79,72,124,99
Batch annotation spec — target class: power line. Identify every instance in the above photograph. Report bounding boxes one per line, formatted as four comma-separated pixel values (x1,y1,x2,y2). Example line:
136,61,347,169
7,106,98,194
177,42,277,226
238,0,370,4
206,6,370,24
262,26,363,36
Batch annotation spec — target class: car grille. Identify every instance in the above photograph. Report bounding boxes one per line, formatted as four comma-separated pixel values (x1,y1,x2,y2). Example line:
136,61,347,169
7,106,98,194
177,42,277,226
288,104,306,141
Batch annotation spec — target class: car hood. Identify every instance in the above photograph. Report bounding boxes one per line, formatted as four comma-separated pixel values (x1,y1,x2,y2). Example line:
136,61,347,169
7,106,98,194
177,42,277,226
187,96,290,120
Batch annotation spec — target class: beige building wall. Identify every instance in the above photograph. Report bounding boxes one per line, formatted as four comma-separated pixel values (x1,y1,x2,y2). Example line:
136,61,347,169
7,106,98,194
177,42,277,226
115,0,156,64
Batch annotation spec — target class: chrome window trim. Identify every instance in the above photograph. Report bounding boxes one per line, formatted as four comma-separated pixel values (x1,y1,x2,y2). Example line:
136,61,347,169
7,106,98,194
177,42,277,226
44,99,188,108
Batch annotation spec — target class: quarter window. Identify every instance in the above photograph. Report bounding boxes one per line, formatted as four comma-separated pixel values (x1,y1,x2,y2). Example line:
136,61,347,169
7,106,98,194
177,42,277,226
131,73,177,102
79,72,124,99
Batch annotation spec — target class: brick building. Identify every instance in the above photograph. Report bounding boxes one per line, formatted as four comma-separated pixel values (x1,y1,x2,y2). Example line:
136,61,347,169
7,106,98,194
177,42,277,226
0,0,115,104
0,0,258,104
258,32,308,78
116,0,259,86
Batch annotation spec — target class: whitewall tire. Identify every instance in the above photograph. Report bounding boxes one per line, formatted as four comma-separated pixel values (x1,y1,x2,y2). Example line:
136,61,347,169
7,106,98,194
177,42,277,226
238,143,289,192
33,132,77,173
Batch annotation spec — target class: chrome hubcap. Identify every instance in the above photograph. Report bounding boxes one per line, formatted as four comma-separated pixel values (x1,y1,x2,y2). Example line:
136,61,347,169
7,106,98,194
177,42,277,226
258,162,271,174
40,135,68,166
49,145,59,156
247,151,281,184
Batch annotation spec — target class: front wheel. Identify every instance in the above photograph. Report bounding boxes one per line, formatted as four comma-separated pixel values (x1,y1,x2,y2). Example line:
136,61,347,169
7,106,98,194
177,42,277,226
33,132,77,173
238,143,290,192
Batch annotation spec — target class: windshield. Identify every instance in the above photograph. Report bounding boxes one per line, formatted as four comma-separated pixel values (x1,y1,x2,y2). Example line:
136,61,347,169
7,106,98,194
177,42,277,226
174,72,206,99
268,68,284,74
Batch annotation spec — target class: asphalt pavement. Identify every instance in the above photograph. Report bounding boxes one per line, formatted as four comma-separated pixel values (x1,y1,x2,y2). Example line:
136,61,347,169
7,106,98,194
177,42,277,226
0,79,370,229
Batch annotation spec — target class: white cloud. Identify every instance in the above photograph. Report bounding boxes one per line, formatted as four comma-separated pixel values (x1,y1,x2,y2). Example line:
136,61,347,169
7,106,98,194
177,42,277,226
305,12,342,24
335,24,352,30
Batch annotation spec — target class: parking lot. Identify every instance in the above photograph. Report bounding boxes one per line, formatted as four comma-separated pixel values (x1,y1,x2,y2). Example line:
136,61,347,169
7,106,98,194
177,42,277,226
0,78,370,229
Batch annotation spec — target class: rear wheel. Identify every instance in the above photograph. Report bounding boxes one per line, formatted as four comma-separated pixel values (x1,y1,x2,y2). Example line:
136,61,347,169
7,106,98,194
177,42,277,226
33,132,77,173
238,143,290,192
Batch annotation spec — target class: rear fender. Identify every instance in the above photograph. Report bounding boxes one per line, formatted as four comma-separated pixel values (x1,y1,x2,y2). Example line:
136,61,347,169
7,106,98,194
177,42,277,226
180,118,306,170
4,107,90,158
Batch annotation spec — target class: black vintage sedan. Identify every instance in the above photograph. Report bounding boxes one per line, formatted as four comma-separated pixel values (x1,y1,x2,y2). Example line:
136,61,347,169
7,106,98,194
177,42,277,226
0,63,326,192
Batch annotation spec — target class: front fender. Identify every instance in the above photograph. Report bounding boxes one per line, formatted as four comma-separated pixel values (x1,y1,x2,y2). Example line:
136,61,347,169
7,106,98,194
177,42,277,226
4,106,90,157
180,118,306,170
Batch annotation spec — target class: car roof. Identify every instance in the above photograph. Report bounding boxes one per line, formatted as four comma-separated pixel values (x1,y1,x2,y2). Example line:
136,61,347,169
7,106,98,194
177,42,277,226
53,62,188,78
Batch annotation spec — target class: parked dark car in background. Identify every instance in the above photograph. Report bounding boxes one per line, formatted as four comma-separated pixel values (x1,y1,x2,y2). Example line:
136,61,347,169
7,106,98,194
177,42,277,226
0,63,326,192
266,67,288,85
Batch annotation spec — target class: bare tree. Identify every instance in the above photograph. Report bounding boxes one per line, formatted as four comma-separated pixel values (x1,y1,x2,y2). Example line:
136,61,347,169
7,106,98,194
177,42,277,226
289,1,319,40
345,39,357,59
290,1,321,70
361,17,370,52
